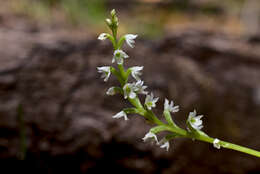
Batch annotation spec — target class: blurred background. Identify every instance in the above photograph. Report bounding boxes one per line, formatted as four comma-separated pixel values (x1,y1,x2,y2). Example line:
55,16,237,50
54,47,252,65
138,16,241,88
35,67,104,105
1,0,260,173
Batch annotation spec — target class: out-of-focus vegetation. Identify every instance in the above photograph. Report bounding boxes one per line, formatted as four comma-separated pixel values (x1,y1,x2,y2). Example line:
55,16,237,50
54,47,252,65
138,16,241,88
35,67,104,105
6,0,106,26
2,0,260,37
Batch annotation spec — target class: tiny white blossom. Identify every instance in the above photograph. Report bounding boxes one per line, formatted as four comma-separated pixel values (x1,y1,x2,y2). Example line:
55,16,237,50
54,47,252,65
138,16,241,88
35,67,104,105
98,33,108,40
125,34,138,48
134,80,148,95
97,66,111,82
112,111,128,121
187,110,203,130
159,140,170,151
106,87,116,96
142,131,159,144
145,93,159,110
164,99,179,113
112,49,129,64
123,83,136,99
213,138,221,149
130,66,143,81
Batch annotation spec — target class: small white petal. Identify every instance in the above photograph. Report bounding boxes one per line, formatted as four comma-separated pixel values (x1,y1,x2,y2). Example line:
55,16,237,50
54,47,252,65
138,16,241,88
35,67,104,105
213,138,221,149
142,132,158,144
98,33,108,40
125,34,138,48
160,141,170,151
129,91,137,99
134,80,148,95
112,111,128,121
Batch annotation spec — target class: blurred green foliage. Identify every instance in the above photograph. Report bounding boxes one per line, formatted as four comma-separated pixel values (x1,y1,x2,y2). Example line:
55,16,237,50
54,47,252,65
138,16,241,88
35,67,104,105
12,0,106,26
61,0,106,25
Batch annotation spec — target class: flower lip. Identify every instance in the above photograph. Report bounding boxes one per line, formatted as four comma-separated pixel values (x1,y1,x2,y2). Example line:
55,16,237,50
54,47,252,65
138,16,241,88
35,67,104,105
125,34,138,48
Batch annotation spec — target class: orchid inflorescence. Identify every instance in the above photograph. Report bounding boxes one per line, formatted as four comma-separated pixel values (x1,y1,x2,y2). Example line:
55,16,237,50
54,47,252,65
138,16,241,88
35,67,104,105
97,9,260,157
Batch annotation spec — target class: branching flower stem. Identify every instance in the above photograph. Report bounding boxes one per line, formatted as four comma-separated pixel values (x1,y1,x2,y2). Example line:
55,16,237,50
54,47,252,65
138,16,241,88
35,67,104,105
98,9,260,158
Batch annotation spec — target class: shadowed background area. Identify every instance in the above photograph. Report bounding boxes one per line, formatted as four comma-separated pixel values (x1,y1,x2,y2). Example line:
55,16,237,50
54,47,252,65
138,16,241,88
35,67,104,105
0,0,260,173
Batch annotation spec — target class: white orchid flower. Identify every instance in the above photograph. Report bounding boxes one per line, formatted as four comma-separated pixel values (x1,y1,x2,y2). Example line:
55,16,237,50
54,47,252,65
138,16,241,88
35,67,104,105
125,34,138,48
145,93,159,110
164,99,179,113
130,66,143,81
134,80,148,95
123,83,136,99
97,66,111,82
112,49,129,64
187,110,203,131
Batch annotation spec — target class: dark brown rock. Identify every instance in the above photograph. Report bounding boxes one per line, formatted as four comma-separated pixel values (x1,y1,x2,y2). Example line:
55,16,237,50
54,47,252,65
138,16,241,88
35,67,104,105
0,26,260,173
